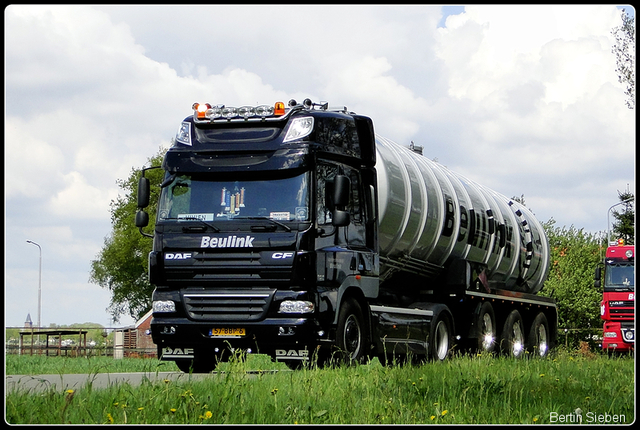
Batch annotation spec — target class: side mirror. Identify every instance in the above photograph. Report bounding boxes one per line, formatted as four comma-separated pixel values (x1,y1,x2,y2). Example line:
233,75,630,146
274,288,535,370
332,175,350,227
594,266,602,289
138,176,150,209
135,210,149,228
333,175,350,208
332,209,350,227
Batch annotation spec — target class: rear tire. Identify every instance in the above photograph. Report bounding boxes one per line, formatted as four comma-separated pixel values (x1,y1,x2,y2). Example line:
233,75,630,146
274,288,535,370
429,313,453,361
500,309,525,358
527,313,550,357
476,302,497,353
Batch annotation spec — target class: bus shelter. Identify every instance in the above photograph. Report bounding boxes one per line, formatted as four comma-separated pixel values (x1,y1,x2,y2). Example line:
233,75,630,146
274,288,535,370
19,329,89,356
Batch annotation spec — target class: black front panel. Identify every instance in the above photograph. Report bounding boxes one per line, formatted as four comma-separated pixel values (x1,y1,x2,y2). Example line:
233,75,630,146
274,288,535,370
182,288,275,321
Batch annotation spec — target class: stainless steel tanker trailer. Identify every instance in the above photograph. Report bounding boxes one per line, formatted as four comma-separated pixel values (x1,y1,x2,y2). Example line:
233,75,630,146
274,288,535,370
135,99,557,372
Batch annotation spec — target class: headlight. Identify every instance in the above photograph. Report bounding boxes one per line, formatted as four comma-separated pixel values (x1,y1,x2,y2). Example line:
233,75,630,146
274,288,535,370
153,300,176,313
278,300,315,314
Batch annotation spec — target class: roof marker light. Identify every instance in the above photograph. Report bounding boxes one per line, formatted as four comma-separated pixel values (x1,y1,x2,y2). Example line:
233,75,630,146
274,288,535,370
274,101,286,116
193,103,211,119
283,117,314,143
175,121,192,146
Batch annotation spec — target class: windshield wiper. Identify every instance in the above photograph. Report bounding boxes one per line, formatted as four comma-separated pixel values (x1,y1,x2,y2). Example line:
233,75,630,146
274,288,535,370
238,216,292,232
162,217,220,232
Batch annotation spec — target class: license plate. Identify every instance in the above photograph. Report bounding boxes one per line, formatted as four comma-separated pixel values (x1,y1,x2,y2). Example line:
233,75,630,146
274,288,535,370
209,328,246,337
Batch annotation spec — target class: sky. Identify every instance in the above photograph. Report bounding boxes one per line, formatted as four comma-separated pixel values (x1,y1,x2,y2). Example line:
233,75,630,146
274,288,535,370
4,5,635,328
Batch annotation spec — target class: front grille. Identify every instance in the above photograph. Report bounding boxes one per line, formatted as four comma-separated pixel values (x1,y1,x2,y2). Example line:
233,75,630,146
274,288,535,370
183,290,274,321
608,300,634,320
609,301,634,307
164,252,292,285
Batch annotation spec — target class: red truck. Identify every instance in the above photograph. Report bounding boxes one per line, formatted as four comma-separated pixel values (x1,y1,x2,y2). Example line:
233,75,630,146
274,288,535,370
596,240,635,352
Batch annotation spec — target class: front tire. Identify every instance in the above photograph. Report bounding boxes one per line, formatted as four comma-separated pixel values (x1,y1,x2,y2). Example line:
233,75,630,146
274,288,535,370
174,349,229,373
336,298,368,364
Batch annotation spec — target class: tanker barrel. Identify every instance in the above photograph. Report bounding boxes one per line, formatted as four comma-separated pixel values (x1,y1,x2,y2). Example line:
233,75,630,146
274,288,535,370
375,135,549,294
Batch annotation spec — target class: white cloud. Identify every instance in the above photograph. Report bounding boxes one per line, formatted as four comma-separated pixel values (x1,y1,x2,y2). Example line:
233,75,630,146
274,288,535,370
4,116,66,199
48,171,118,220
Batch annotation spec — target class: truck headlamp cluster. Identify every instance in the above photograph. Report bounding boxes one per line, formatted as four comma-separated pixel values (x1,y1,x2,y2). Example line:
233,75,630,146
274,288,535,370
153,300,176,313
278,300,315,314
192,102,286,121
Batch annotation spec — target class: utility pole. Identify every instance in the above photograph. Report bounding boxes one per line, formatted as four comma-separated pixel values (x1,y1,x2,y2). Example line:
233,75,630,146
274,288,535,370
26,240,42,330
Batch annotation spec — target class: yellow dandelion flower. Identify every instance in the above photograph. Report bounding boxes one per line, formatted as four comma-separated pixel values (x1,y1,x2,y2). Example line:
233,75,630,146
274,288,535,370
533,416,539,422
170,408,177,413
430,415,436,420
539,374,545,377
65,389,74,394
138,407,144,411
106,413,114,424
204,411,213,419
442,410,448,416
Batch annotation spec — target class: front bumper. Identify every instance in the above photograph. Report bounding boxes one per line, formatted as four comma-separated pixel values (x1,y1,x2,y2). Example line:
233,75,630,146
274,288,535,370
151,315,329,362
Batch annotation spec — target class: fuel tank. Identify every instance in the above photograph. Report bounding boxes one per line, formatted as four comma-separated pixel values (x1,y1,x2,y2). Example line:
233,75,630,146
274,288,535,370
375,135,549,294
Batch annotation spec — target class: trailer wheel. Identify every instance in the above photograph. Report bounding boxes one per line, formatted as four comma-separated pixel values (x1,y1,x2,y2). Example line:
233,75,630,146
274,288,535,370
336,297,367,364
526,313,550,357
500,309,525,358
429,313,453,361
476,302,497,353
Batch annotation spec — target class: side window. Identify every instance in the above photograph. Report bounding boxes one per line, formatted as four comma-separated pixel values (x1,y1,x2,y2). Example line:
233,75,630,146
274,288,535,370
347,169,362,224
317,164,338,226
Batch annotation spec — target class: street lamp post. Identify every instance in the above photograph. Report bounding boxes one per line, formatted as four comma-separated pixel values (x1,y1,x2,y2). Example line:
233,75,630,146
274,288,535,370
26,240,42,330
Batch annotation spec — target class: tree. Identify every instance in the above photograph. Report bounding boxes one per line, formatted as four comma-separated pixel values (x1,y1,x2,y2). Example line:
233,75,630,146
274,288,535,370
89,149,166,322
611,190,634,245
539,219,605,330
612,8,635,109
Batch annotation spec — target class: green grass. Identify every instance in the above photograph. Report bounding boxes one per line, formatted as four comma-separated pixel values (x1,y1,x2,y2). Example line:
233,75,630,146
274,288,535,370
5,350,634,424
6,354,179,375
5,353,286,375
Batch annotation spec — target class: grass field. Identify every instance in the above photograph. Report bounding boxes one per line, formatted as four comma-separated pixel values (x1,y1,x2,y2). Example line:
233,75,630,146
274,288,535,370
5,349,635,424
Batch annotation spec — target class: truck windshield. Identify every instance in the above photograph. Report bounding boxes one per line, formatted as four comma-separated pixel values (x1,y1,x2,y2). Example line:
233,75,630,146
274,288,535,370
604,262,635,291
157,173,310,223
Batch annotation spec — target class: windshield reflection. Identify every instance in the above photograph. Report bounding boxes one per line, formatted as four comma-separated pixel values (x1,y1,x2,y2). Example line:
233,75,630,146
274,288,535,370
158,173,310,223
